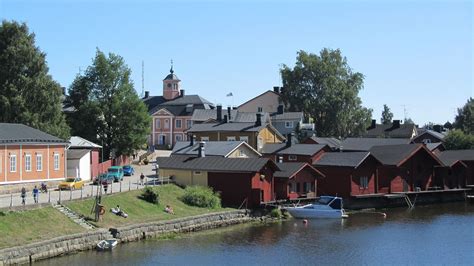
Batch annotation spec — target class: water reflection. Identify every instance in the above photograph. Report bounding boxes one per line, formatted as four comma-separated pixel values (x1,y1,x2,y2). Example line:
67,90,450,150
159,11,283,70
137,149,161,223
37,203,474,266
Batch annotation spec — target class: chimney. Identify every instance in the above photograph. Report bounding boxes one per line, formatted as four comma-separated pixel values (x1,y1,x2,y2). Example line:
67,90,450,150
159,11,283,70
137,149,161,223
227,106,232,121
217,105,222,122
286,133,293,147
223,114,228,123
367,119,376,130
198,141,206,157
144,91,150,99
255,113,262,127
277,105,284,115
392,120,401,129
232,106,237,110
273,86,280,94
180,89,185,97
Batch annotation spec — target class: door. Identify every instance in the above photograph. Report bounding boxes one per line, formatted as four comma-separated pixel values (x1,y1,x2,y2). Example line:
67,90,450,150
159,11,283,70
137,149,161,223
159,135,166,145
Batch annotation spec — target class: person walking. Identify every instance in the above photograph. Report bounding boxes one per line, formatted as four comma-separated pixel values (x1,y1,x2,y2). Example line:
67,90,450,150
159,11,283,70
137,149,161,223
32,186,39,203
103,182,108,194
140,173,145,186
21,187,27,205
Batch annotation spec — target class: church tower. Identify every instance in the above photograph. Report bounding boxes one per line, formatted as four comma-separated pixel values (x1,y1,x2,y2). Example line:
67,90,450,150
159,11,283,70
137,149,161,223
163,61,181,100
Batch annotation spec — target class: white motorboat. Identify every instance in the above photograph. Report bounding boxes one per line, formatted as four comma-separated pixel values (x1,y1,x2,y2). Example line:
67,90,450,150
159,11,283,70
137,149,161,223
284,196,348,219
96,239,118,251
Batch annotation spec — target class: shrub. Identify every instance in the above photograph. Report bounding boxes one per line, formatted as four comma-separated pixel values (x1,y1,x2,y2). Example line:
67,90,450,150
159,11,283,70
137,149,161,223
143,158,149,165
141,187,159,204
180,186,221,209
270,208,282,219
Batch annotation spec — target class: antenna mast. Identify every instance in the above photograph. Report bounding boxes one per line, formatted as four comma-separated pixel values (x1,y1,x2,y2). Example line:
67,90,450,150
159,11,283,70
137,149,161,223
141,60,145,98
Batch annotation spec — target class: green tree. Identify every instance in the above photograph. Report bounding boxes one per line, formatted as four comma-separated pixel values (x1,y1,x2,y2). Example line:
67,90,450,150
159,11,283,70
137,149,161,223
444,121,453,130
280,49,372,137
444,129,474,150
0,20,70,138
404,117,415,124
381,104,393,125
453,97,474,134
68,49,150,160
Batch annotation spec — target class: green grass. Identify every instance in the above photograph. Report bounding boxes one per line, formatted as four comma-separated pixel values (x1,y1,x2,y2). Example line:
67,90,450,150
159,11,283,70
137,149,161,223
0,207,85,249
64,184,234,228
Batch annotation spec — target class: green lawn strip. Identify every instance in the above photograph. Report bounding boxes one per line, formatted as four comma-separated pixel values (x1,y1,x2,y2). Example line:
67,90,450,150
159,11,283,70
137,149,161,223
0,207,85,249
64,184,234,228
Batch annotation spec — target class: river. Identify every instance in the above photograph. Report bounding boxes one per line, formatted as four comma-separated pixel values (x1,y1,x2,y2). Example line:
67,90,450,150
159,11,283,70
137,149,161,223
38,202,474,265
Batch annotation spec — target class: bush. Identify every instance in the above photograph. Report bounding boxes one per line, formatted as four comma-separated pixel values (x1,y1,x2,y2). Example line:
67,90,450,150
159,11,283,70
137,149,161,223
143,158,149,165
270,208,282,219
141,187,159,204
180,186,221,209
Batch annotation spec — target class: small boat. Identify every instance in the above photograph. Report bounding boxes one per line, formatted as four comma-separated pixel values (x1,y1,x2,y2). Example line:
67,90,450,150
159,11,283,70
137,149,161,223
284,196,348,219
96,239,118,251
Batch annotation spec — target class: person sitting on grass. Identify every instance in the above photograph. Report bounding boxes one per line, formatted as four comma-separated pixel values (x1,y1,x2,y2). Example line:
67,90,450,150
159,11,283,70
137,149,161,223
165,205,174,215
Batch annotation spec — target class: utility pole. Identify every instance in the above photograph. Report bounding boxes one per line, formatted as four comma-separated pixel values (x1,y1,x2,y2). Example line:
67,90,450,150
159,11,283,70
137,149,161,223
401,104,408,122
141,61,145,98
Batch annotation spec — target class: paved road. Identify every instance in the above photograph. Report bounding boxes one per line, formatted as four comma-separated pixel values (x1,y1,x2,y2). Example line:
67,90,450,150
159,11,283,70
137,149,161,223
0,161,170,209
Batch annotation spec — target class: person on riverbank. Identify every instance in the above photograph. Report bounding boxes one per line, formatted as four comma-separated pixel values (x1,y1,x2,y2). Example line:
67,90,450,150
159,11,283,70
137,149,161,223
140,173,145,185
21,187,26,205
165,205,174,215
32,186,39,203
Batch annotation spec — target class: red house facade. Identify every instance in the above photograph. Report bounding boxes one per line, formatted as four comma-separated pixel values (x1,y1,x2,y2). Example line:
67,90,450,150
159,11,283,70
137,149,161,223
274,162,324,200
314,152,381,198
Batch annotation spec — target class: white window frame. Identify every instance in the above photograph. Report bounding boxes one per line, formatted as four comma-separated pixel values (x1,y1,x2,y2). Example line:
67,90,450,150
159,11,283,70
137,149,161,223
155,119,161,129
186,120,192,129
227,136,236,141
201,136,209,141
285,121,294,128
360,176,369,189
54,153,60,171
175,119,182,129
175,134,183,142
25,154,32,172
288,155,297,161
257,107,263,113
10,155,16,172
164,119,170,129
36,154,43,172
239,136,249,143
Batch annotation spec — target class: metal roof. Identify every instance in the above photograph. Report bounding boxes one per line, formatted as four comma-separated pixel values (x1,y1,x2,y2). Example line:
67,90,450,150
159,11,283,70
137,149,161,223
270,112,303,121
307,137,342,149
369,144,442,166
0,123,68,145
363,123,417,138
274,162,324,178
437,150,474,166
340,138,411,151
67,149,90,160
278,144,328,156
314,152,373,168
69,136,101,148
171,141,261,157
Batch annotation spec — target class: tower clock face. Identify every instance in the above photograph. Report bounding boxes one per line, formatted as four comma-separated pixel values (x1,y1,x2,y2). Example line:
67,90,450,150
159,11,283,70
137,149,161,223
167,83,172,88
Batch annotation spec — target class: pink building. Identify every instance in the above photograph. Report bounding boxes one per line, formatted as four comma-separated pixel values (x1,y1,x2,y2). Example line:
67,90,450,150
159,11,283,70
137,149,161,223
143,66,214,148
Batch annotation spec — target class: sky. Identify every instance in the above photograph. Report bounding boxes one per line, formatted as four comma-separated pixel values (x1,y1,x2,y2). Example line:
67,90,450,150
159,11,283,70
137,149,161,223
1,0,472,126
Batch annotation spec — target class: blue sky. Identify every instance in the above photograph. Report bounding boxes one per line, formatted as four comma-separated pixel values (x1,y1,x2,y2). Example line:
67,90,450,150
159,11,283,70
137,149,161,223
1,0,472,125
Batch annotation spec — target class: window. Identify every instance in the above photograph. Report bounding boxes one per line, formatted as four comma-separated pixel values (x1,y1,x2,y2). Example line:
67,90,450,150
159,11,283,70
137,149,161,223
257,107,263,112
423,139,431,144
175,119,182,128
227,136,236,141
175,135,183,142
288,155,297,161
36,154,43,171
288,183,294,193
201,136,209,141
303,182,311,193
25,154,32,172
239,136,249,143
54,153,60,170
164,119,170,129
238,150,246,158
360,176,369,189
155,119,161,129
186,120,192,129
296,182,301,193
285,121,294,128
10,155,16,172
193,171,201,175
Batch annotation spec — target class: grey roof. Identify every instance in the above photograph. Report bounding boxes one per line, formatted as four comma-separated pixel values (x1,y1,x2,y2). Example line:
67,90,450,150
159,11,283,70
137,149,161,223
340,138,411,151
143,96,167,112
270,112,303,121
164,73,180,81
274,162,323,178
161,95,212,106
148,95,214,116
69,136,101,149
425,142,444,151
278,144,327,156
156,156,278,173
191,109,238,122
314,152,373,168
437,150,474,166
369,144,440,166
171,141,260,157
187,122,265,133
67,149,90,160
363,123,417,138
238,90,280,108
0,123,68,144
413,130,446,142
308,137,341,149
260,143,286,154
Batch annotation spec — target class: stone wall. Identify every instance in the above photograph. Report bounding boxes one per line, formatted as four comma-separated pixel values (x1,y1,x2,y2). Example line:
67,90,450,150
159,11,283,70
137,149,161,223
0,209,253,265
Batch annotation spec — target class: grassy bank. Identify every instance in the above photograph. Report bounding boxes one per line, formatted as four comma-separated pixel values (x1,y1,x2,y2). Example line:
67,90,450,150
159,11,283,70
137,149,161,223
0,207,85,249
65,184,233,228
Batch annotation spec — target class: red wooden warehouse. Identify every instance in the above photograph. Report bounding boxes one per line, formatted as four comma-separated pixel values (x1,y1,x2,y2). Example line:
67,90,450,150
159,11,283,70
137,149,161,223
274,162,325,200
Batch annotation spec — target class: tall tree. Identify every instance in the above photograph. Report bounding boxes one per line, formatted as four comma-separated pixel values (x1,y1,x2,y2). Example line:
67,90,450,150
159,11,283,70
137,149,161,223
280,49,372,137
381,104,393,125
0,20,70,138
404,117,415,124
444,130,474,150
453,97,474,135
68,49,150,160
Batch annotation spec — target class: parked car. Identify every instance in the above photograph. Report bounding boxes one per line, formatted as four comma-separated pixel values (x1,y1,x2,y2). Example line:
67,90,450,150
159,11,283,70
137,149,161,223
107,166,124,182
123,165,135,176
58,177,85,190
93,173,114,185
